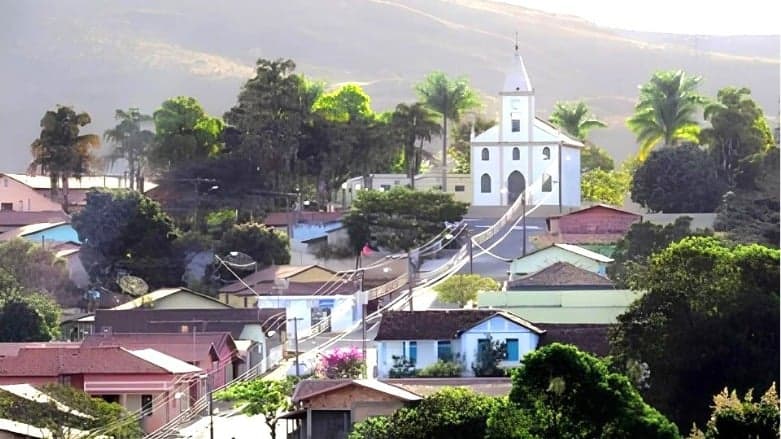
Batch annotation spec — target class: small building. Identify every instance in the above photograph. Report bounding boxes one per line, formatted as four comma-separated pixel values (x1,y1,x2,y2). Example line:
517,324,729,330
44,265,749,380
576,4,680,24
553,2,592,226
219,265,338,307
507,261,615,290
0,211,69,233
509,243,614,279
374,310,544,378
544,204,642,245
283,379,422,439
0,344,199,433
336,173,472,207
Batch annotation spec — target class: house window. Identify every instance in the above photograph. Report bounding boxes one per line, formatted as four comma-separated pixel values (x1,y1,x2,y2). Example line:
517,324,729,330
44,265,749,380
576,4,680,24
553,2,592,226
481,148,490,161
542,173,552,192
506,339,520,361
0,203,12,211
437,341,452,361
408,341,417,364
512,147,520,160
141,395,153,417
380,184,391,191
454,185,465,192
480,174,491,193
180,325,189,333
477,338,490,355
511,119,521,132
542,147,551,160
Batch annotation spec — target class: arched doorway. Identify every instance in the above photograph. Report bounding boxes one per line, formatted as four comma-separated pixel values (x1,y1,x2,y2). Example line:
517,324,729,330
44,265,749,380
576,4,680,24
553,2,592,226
507,171,525,204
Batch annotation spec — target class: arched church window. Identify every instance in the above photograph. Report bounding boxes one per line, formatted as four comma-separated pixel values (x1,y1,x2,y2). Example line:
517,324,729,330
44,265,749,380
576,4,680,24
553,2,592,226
542,147,551,160
512,147,520,160
542,173,552,192
481,148,490,161
480,173,491,193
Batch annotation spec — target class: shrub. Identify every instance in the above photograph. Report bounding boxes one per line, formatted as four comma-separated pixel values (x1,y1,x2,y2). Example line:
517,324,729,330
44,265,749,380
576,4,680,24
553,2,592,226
389,355,418,378
472,335,507,377
316,347,364,379
417,360,463,378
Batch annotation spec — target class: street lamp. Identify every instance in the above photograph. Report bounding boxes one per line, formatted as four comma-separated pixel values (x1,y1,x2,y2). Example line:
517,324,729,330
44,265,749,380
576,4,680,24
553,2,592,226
198,373,214,439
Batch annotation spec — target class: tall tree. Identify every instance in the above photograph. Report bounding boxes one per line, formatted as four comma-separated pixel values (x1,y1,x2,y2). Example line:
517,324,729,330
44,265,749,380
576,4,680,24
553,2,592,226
0,292,60,342
149,96,224,173
29,105,101,211
433,274,499,307
449,115,495,174
610,237,779,429
416,72,480,191
548,100,607,142
581,168,630,206
626,70,707,160
215,379,290,439
0,239,75,304
103,108,154,191
700,87,775,188
581,145,615,172
390,102,441,188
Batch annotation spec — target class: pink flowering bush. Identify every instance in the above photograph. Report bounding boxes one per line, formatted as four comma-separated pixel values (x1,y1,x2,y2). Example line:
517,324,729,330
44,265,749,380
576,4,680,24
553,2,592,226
317,346,364,378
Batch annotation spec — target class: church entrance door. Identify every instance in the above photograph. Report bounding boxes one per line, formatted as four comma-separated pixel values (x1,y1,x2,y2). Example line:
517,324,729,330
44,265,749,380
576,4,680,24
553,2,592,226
507,171,525,204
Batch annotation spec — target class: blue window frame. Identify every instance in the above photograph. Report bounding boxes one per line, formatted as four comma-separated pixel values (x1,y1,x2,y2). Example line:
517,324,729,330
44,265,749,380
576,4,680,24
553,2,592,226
506,339,519,361
437,341,452,361
408,341,417,364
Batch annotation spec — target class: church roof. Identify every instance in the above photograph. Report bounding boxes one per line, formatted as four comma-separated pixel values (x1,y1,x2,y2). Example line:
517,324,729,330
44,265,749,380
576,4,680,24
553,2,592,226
503,51,532,93
471,118,584,147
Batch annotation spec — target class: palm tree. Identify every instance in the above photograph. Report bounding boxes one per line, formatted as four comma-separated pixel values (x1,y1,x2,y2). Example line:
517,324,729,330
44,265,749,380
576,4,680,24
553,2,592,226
416,72,480,191
549,101,607,142
30,106,100,212
626,70,706,161
391,103,441,189
104,108,154,191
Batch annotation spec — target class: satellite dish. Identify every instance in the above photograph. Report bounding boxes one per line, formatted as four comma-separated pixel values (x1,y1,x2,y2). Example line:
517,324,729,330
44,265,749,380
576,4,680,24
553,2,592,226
221,251,257,271
118,275,149,296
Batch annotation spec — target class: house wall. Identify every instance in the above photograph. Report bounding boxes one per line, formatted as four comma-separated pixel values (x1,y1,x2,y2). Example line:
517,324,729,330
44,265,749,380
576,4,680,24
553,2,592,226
560,145,581,208
258,294,356,339
306,386,404,410
552,207,640,235
461,316,539,375
154,293,232,310
376,339,462,378
0,176,62,212
509,247,607,277
414,174,472,204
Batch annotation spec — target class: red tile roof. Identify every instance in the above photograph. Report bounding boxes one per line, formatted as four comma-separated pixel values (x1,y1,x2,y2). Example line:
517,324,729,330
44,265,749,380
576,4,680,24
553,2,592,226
0,346,182,376
0,211,69,227
547,204,642,220
507,262,615,289
292,379,421,403
82,332,238,363
537,324,612,356
263,211,342,226
375,310,544,341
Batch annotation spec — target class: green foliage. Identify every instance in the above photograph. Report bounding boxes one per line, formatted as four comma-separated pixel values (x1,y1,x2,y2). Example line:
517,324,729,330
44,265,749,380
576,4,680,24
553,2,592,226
484,397,537,439
608,217,711,288
388,355,418,378
433,274,499,307
313,83,373,122
216,222,290,268
549,101,607,142
472,335,507,377
627,70,706,160
72,188,183,290
502,343,680,439
215,379,289,439
349,387,498,439
149,96,224,172
581,168,630,206
205,208,238,239
417,360,462,378
29,105,101,211
344,187,468,252
700,87,775,188
104,107,154,191
610,237,780,429
0,294,52,342
448,116,495,174
389,102,440,186
581,145,615,172
689,384,779,439
0,239,75,304
631,145,726,213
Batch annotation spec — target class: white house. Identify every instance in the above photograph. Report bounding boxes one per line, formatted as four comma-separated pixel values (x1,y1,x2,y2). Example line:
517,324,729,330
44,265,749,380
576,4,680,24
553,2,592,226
509,243,614,279
374,310,544,378
471,47,583,209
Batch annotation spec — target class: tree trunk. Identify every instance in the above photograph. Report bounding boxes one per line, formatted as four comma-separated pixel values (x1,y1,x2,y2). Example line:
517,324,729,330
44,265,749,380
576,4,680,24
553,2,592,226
49,173,59,201
441,114,448,192
61,174,70,213
266,419,277,439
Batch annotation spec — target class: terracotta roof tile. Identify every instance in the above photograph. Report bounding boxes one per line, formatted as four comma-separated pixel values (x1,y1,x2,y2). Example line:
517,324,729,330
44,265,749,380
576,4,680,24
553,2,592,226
0,346,181,376
537,324,612,356
0,211,69,227
375,310,544,341
292,379,420,403
507,262,615,289
384,377,512,397
547,204,642,220
82,332,238,363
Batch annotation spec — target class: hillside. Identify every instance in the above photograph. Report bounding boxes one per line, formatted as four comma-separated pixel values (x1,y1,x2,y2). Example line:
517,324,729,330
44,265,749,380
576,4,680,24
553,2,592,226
0,0,778,171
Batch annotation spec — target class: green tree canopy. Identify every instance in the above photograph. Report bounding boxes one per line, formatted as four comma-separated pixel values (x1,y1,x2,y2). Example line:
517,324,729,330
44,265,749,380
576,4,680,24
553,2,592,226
581,168,630,206
390,102,441,188
72,188,182,290
215,222,290,268
610,237,780,429
581,145,615,172
549,101,607,142
350,387,498,439
343,187,468,252
416,71,480,190
689,384,779,439
631,145,726,213
149,96,224,173
627,70,706,160
104,107,155,191
498,343,679,439
0,293,59,342
0,239,75,304
700,87,775,188
449,115,495,174
215,379,290,439
29,105,101,211
433,274,499,307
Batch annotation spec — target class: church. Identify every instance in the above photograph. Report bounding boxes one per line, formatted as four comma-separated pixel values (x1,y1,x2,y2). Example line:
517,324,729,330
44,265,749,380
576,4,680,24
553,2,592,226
471,48,582,210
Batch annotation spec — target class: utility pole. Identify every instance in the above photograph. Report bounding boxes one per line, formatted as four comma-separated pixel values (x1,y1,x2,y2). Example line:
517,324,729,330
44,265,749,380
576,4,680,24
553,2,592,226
467,227,474,274
358,270,367,378
207,380,214,439
288,317,303,377
407,250,415,311
522,192,528,257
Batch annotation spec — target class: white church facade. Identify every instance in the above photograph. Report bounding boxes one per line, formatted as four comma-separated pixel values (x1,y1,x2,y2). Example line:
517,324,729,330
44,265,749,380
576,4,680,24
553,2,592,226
471,49,583,209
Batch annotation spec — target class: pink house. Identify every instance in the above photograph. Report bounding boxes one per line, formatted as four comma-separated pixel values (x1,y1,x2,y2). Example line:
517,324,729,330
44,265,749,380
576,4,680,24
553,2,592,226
0,344,200,433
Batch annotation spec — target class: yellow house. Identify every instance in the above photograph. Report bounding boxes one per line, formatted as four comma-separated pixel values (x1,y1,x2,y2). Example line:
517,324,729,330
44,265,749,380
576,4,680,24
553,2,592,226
336,173,472,207
219,264,338,308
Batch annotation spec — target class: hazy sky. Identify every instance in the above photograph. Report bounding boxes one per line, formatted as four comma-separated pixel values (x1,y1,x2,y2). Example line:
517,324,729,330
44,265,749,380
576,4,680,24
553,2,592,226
500,0,780,35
